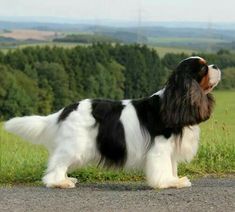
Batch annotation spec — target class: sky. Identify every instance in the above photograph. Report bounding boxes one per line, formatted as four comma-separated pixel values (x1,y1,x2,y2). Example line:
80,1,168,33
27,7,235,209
0,0,234,23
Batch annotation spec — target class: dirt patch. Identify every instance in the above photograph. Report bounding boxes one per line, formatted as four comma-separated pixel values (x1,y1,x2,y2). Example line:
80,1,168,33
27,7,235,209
1,29,58,41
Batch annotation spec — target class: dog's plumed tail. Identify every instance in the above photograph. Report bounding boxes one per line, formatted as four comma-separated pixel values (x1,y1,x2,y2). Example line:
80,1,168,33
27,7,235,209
4,112,60,147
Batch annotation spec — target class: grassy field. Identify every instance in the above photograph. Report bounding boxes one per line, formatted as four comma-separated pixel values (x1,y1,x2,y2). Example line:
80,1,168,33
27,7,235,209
149,37,226,44
153,46,196,57
0,91,234,185
149,37,229,54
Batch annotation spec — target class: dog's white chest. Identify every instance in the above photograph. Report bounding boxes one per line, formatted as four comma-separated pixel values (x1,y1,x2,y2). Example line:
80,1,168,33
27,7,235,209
174,125,200,162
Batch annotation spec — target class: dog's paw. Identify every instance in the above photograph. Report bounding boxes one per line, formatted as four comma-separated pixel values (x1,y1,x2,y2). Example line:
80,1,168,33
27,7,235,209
176,176,192,188
152,176,192,189
47,179,76,189
67,177,78,184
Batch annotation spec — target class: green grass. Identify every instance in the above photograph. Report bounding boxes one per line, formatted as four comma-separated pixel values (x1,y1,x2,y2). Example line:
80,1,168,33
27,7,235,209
179,91,235,175
0,130,143,184
0,91,234,185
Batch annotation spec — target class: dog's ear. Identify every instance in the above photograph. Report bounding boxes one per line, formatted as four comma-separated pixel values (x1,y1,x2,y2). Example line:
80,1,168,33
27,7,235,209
187,80,214,122
161,74,214,128
189,80,214,121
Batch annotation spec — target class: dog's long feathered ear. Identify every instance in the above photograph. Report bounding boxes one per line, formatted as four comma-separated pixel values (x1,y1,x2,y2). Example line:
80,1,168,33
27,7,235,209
161,72,214,128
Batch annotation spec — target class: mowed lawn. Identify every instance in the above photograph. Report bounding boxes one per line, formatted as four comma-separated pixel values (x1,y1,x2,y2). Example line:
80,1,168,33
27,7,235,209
0,91,234,185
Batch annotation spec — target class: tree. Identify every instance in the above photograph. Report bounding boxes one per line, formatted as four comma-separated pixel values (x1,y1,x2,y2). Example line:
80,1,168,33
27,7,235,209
37,79,54,114
0,65,37,119
217,67,235,90
35,62,71,110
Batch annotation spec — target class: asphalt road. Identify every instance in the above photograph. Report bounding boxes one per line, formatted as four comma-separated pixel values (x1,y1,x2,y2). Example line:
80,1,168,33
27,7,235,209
0,178,234,212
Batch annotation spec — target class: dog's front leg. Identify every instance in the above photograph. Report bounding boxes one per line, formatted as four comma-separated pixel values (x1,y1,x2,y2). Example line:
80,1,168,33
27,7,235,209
145,136,191,189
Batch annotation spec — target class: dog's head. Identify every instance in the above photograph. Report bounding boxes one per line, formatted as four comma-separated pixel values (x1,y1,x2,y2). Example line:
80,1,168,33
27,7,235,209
176,56,221,94
161,56,221,128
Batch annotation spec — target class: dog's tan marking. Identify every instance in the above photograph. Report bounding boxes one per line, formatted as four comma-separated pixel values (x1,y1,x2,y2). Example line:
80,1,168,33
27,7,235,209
50,179,76,189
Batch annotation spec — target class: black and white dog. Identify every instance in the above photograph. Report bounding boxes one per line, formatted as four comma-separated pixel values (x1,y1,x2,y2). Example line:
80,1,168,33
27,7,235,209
5,56,221,189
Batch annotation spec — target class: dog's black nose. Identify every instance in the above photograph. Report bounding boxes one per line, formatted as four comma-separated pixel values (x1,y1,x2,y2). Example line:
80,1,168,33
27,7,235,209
212,65,218,69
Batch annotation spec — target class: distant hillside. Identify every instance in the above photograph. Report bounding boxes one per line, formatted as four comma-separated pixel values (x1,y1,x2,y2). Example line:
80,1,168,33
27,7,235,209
1,20,235,51
97,31,148,43
1,17,235,30
0,36,16,42
54,34,119,43
0,21,93,32
1,20,235,41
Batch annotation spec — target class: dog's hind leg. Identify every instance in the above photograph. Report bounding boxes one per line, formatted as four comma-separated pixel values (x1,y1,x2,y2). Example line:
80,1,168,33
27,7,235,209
42,147,80,188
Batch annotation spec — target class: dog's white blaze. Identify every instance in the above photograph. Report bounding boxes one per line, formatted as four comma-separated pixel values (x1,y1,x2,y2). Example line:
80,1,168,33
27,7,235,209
208,65,221,88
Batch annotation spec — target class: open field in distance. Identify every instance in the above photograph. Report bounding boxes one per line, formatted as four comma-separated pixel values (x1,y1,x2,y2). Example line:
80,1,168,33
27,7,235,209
0,29,59,41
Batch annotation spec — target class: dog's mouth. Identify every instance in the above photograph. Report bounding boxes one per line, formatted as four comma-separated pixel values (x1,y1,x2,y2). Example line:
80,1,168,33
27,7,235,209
205,66,221,94
206,85,214,93
205,80,220,93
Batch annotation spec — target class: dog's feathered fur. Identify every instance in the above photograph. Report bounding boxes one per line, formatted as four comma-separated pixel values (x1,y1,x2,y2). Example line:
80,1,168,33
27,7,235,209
5,56,221,189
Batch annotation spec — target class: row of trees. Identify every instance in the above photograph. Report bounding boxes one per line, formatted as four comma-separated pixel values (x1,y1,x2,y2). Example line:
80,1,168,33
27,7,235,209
0,44,235,120
0,44,166,119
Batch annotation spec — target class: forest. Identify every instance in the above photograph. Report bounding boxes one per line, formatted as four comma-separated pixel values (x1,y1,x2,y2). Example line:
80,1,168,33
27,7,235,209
0,44,235,120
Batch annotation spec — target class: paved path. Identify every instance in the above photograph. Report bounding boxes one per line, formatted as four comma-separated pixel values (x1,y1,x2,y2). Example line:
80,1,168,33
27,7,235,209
0,178,234,212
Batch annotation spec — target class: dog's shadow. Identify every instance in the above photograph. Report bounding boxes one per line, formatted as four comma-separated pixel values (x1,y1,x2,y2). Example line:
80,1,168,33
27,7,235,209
78,182,152,191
